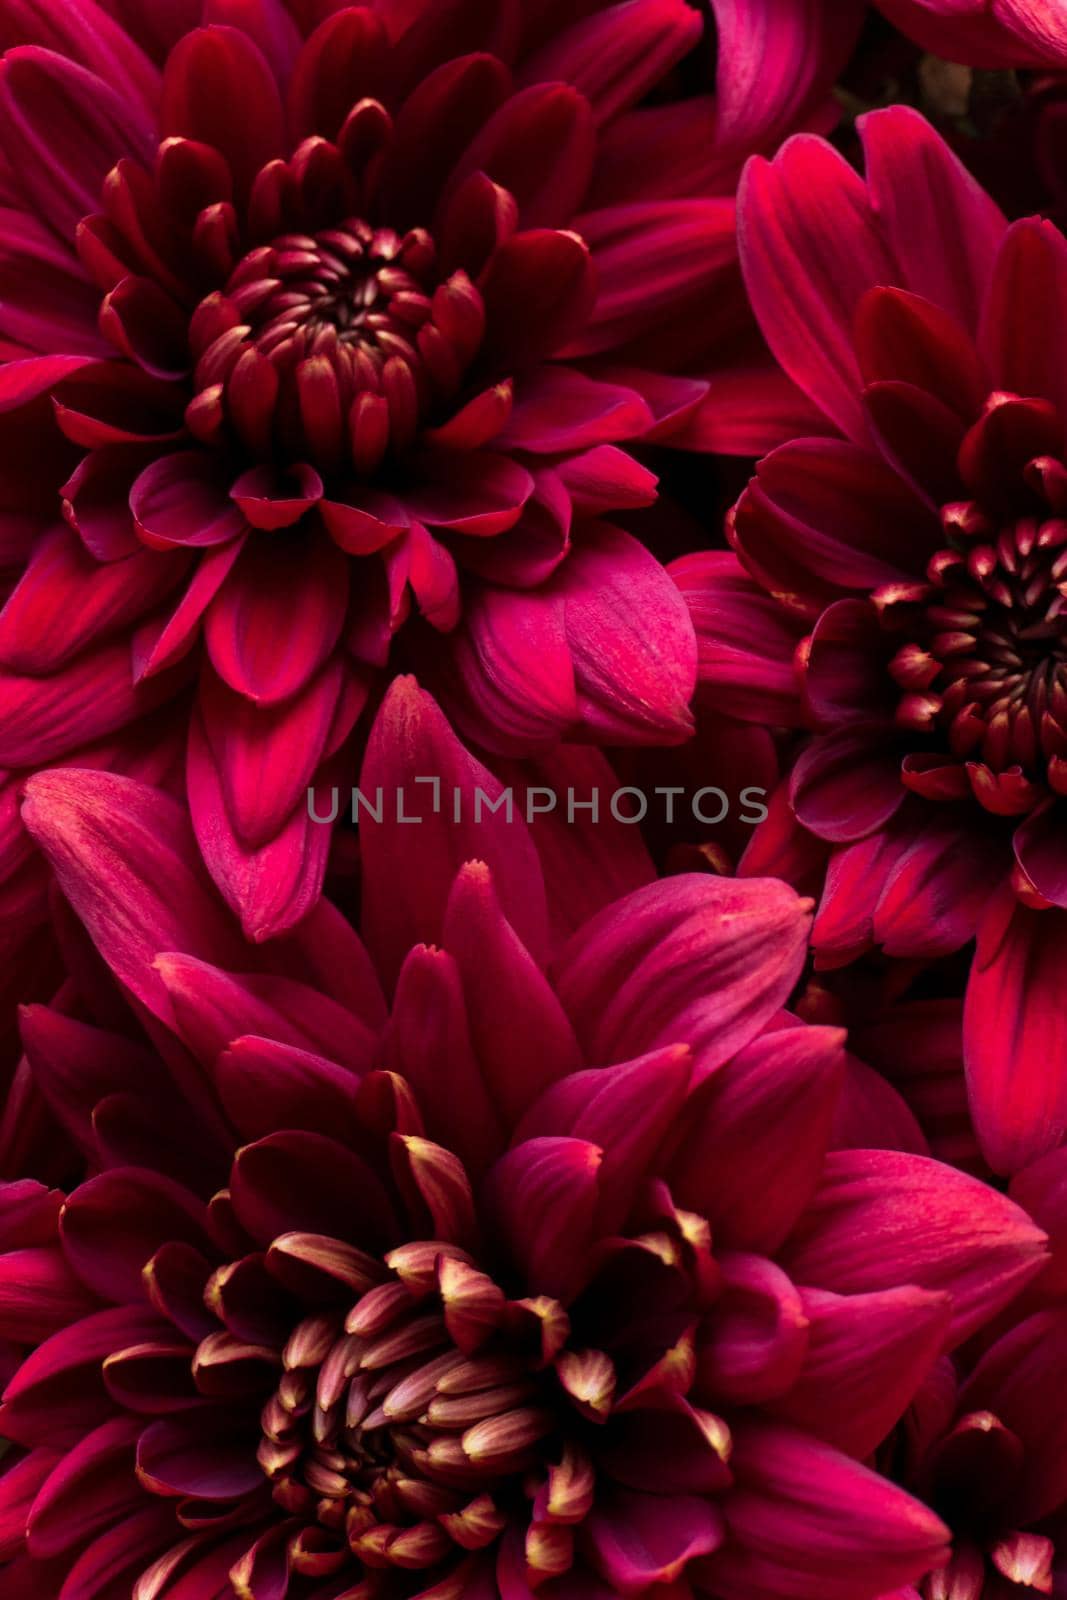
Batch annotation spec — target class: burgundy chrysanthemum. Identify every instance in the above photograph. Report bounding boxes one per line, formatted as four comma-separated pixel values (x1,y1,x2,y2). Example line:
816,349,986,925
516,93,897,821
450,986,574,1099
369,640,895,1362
0,0,780,962
0,678,1048,1600
873,1146,1067,1600
674,105,1067,1178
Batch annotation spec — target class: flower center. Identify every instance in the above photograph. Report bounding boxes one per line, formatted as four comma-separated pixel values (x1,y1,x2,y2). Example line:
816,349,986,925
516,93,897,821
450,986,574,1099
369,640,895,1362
247,1241,556,1581
186,220,484,475
890,513,1067,793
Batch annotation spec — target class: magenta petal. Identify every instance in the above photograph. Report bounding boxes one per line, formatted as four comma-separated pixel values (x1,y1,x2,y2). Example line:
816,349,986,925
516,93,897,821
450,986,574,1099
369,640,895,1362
517,1044,691,1234
859,106,1006,332
791,729,905,844
0,642,184,768
433,583,577,755
670,1022,846,1253
231,1129,399,1250
442,862,582,1129
0,1450,62,1561
0,47,154,237
672,550,805,727
197,659,365,849
587,1488,723,1592
708,1422,950,1600
497,367,652,453
205,532,348,705
188,715,341,943
710,0,863,154
155,953,375,1075
0,522,188,675
230,461,324,530
520,0,702,125
0,1248,97,1345
136,1410,263,1499
780,1149,1048,1346
402,451,534,537
568,198,737,358
549,522,696,746
161,24,285,196
965,888,1067,1174
739,136,896,441
131,452,248,550
359,678,549,989
980,215,1067,425
771,1285,951,1459
1,1304,167,1448
60,1168,208,1304
957,1306,1067,1524
484,1136,601,1302
21,769,246,1025
555,874,813,1074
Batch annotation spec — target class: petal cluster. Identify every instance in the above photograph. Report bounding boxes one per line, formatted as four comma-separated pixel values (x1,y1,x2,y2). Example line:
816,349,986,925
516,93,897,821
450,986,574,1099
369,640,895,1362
0,682,1048,1599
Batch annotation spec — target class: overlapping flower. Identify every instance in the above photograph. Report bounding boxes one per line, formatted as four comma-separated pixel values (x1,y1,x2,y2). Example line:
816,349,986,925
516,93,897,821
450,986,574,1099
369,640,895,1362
0,682,1050,1600
677,105,1067,1177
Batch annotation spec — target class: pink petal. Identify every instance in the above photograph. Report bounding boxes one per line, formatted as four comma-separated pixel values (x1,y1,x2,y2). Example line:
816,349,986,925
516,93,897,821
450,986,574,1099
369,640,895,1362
358,677,549,989
386,944,505,1177
517,1044,692,1234
204,532,348,705
958,1306,1067,1524
696,1252,809,1406
431,583,578,755
0,47,154,237
672,550,805,726
791,729,905,844
402,451,534,537
708,1422,950,1600
732,438,939,616
161,25,285,197
554,874,813,1075
0,641,185,767
481,229,596,369
739,135,896,441
674,355,832,456
567,198,737,358
131,452,248,550
965,888,1067,1175
770,1285,951,1458
0,522,188,675
441,861,582,1129
0,1248,98,1345
979,215,1067,425
550,521,696,746
230,1129,399,1250
188,715,345,942
484,1136,601,1302
21,769,246,1025
710,0,863,154
445,82,595,231
498,367,652,453
780,1148,1048,1346
670,1023,846,1252
0,204,109,357
155,953,375,1075
587,1488,723,1592
859,106,1006,332
519,0,703,125
60,1168,208,1303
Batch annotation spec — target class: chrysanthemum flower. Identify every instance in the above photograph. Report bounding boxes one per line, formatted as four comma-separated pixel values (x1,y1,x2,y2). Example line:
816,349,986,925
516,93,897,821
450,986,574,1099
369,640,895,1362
0,0,864,954
676,105,1067,1176
0,678,1047,1599
871,1145,1067,1600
